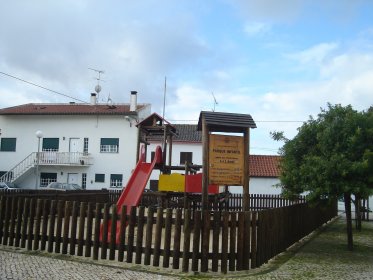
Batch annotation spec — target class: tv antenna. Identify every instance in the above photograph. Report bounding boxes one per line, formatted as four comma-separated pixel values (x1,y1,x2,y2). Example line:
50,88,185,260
211,92,218,112
88,68,105,96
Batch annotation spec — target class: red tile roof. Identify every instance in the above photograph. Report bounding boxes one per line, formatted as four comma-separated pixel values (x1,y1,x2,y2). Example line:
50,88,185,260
249,155,281,177
0,103,147,115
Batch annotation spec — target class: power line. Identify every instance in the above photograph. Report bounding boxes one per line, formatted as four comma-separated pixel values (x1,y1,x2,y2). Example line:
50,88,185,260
168,119,305,123
0,71,89,104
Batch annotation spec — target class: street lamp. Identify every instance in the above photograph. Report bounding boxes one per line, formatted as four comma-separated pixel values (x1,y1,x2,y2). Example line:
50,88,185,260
35,130,43,189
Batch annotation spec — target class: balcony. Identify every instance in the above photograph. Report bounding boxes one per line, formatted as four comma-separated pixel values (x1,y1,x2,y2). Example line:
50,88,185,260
38,151,93,166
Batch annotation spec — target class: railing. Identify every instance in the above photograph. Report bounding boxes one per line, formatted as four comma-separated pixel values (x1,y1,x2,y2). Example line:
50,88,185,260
0,152,93,183
39,151,93,165
0,153,36,183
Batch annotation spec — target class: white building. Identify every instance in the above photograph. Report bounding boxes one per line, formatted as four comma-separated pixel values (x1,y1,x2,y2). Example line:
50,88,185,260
0,92,151,190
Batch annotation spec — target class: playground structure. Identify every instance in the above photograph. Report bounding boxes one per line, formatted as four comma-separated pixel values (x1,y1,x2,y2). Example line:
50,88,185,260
101,111,257,241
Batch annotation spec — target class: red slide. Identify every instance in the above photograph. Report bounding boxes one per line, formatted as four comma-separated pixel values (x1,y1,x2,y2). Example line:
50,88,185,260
100,145,162,243
116,145,162,215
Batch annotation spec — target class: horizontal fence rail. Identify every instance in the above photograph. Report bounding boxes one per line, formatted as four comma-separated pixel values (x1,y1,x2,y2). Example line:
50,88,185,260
0,189,307,212
0,195,337,273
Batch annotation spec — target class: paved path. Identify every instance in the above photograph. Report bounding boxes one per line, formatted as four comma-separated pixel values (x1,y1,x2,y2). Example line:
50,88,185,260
0,249,178,280
1,216,373,280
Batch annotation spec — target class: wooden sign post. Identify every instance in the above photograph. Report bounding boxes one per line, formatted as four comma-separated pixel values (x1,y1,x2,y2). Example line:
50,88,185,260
198,111,256,211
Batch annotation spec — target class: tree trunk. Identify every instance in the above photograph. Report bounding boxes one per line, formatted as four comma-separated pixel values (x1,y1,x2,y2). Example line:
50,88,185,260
344,193,354,251
355,194,362,231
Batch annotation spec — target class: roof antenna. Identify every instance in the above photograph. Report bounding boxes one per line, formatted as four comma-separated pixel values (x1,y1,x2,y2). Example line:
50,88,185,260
88,68,105,99
106,93,113,106
211,92,218,112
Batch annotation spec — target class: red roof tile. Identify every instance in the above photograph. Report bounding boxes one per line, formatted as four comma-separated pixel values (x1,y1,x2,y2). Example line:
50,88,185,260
0,103,146,115
249,155,281,177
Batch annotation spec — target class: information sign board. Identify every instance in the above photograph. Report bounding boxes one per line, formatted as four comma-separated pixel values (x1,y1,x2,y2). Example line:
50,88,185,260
209,134,244,185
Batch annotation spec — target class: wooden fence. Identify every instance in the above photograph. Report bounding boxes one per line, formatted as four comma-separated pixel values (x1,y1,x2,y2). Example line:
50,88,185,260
0,195,336,273
0,189,306,212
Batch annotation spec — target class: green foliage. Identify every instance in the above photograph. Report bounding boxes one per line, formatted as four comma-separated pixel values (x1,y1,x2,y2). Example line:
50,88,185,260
274,104,373,202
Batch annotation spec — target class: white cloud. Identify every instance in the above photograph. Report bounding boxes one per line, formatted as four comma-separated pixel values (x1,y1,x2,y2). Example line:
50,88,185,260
287,42,339,66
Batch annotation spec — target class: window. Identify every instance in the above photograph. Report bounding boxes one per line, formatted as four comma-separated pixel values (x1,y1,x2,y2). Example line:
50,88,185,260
42,138,59,151
110,174,123,188
83,138,89,154
40,172,57,188
180,152,193,165
82,173,87,189
0,138,16,152
100,138,119,153
151,151,155,162
95,174,105,183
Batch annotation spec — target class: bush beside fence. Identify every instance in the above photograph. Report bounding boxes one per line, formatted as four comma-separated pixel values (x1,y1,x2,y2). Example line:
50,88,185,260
0,195,337,273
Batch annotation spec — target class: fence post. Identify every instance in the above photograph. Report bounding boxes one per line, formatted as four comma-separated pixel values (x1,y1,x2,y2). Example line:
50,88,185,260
163,208,173,268
14,197,24,248
201,209,211,272
69,201,79,256
62,201,72,254
93,203,102,260
47,200,57,253
135,206,145,264
172,208,182,269
144,206,154,265
1,197,11,246
212,211,221,272
191,210,201,272
153,207,164,267
8,196,18,247
76,202,86,256
117,205,127,262
54,200,64,254
182,208,191,273
32,199,43,250
109,204,118,261
229,212,236,271
85,202,94,258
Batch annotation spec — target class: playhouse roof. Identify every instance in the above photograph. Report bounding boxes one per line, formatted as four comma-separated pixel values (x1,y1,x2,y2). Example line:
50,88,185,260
136,112,176,135
197,111,257,133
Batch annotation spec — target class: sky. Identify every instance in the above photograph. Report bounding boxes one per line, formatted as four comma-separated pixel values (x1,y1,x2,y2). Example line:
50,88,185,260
1,0,373,155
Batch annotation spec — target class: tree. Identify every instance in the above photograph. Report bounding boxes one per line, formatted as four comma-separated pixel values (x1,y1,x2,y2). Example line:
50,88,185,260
272,104,373,250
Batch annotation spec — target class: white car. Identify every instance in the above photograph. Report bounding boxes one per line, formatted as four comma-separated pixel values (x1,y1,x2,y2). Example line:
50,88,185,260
45,182,82,191
0,182,21,190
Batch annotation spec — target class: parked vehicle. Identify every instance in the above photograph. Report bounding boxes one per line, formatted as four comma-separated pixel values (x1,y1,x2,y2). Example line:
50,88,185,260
45,182,82,191
0,182,21,190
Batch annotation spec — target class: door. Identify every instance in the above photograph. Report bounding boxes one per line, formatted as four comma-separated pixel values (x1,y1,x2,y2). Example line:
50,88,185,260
69,138,80,163
69,138,80,153
67,173,79,185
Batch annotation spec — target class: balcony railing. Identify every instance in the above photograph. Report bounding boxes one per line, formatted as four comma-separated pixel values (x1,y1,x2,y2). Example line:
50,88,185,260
39,151,93,166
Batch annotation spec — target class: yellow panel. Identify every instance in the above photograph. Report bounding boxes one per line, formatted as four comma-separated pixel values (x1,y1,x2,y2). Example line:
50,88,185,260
158,173,185,192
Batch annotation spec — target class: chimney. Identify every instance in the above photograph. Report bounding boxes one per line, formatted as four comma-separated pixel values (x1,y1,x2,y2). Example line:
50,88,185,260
130,91,137,111
90,93,97,105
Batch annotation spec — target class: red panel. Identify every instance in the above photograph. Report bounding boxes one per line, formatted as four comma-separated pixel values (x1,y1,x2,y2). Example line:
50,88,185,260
185,173,219,194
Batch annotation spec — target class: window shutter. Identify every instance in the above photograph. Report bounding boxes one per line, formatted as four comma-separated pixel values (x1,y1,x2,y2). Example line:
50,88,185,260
0,138,16,151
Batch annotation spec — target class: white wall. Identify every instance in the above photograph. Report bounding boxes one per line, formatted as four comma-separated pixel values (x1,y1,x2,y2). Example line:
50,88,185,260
228,177,281,195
